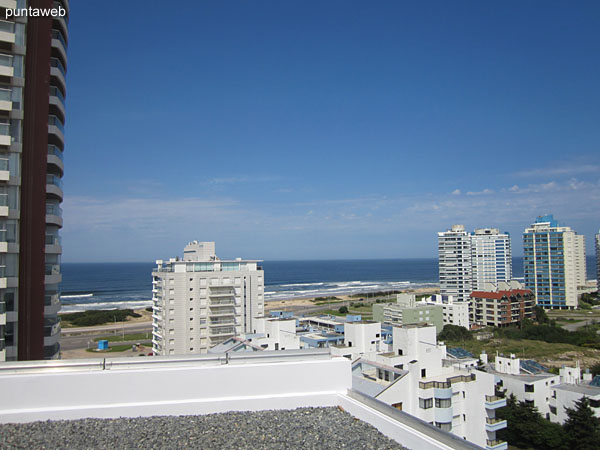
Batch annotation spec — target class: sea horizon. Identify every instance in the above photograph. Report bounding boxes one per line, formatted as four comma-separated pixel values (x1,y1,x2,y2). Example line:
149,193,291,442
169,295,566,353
58,256,596,313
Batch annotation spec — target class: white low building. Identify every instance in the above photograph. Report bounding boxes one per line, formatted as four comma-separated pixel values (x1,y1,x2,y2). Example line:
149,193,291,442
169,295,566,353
352,324,507,450
490,355,600,424
425,294,470,329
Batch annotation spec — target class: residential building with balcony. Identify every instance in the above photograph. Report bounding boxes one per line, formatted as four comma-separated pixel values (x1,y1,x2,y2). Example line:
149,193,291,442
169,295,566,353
438,225,473,302
471,228,512,291
523,215,586,309
595,230,600,292
424,294,470,329
490,354,600,424
470,281,535,327
373,293,444,333
351,324,507,449
438,225,512,304
0,0,68,362
151,241,265,356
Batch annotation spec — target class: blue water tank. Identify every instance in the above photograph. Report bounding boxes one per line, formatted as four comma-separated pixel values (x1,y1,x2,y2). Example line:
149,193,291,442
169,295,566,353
98,340,109,350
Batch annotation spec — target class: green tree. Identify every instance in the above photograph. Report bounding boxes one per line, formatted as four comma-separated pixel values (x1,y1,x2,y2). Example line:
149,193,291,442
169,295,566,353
563,397,600,450
338,306,348,314
534,305,550,324
497,395,565,450
437,324,472,341
590,362,600,377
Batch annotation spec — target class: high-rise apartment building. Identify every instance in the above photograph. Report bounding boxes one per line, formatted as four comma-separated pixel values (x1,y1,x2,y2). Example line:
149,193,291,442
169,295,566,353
438,225,472,302
470,228,511,290
0,1,68,362
152,241,265,356
596,230,600,292
523,215,586,309
438,225,511,302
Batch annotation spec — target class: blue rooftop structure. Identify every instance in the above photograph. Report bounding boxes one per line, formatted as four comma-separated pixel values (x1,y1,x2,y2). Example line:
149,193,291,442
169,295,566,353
447,348,474,359
269,311,294,319
535,214,559,227
520,360,549,375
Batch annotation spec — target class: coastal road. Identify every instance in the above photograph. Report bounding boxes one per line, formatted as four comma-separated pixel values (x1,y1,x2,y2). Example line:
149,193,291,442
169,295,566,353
61,321,153,351
62,321,153,336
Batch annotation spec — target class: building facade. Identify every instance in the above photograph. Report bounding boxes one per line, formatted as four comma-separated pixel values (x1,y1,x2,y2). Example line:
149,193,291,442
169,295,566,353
151,241,265,356
438,225,473,302
425,295,470,329
0,0,68,362
470,282,535,327
470,228,511,291
523,215,586,309
595,230,600,292
438,225,512,303
350,324,507,449
373,294,444,333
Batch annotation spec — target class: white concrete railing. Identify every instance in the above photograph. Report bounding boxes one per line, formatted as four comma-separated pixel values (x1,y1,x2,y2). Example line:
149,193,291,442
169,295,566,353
0,349,481,450
0,349,348,423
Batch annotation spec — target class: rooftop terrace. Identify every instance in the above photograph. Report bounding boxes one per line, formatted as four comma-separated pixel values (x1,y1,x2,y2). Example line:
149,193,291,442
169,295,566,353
0,350,482,450
0,407,406,450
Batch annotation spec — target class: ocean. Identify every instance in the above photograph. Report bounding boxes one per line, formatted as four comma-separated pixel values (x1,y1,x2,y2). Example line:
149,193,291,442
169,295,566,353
59,256,596,313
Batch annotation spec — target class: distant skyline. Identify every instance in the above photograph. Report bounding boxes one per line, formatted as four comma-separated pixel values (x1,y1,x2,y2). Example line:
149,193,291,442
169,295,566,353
63,1,600,262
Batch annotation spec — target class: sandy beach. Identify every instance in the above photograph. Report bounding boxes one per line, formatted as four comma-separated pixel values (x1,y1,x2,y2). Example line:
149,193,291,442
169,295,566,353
264,286,440,310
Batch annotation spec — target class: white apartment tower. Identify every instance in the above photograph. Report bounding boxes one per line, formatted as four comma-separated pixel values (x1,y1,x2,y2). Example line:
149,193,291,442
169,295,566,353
596,230,600,292
151,241,265,356
470,228,511,290
438,225,472,302
438,225,512,302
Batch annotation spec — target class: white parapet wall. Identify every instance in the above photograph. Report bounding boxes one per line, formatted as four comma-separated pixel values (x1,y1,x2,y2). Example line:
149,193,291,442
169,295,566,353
0,350,350,423
0,350,481,450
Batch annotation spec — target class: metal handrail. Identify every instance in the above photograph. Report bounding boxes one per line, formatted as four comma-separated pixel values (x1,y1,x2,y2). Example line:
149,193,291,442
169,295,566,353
0,348,333,374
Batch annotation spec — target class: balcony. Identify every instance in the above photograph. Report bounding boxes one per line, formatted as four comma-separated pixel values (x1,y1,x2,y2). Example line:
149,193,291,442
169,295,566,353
0,20,15,45
48,115,65,146
209,297,236,306
45,234,62,254
0,156,7,182
45,263,61,284
44,293,61,316
51,29,68,64
49,86,66,122
486,439,508,450
485,395,507,409
47,145,64,174
50,58,67,93
0,53,13,78
0,120,10,146
485,417,507,432
46,204,63,227
0,87,11,112
46,173,63,200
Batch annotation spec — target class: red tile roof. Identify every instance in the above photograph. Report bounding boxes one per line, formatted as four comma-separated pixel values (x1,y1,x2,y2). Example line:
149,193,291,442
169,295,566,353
470,289,533,300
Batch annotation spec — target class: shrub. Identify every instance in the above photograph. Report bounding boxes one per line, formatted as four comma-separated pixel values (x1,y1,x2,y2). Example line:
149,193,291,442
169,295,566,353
61,309,141,327
338,306,349,314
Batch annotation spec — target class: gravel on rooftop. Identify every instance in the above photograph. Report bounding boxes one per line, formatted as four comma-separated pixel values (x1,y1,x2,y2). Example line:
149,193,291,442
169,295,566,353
0,407,407,449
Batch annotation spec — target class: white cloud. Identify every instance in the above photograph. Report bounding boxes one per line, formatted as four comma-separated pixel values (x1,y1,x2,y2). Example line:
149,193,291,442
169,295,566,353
451,189,461,195
515,163,600,178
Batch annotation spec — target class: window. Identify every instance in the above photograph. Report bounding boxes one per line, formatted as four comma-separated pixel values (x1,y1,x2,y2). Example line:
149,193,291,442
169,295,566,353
398,349,403,355
392,402,403,411
549,405,557,415
421,368,427,378
525,384,534,393
419,398,433,409
435,422,452,432
435,398,451,408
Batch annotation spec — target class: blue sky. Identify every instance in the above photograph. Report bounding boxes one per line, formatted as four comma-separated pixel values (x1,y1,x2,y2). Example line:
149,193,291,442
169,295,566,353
62,1,600,262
